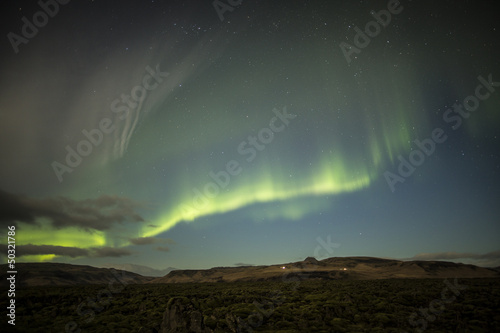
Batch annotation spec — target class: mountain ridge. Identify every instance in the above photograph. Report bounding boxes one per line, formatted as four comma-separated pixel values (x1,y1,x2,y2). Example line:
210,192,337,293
149,256,500,283
0,262,155,287
2,257,498,287
99,263,176,277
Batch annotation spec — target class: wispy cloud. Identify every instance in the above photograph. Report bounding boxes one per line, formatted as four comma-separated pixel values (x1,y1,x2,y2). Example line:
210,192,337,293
112,31,226,160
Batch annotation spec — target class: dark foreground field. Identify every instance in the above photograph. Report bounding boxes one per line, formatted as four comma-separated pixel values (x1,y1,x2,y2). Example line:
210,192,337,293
3,278,500,332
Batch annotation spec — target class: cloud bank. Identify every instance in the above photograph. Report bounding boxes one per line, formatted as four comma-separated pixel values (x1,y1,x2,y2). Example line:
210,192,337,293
408,250,500,267
0,189,144,231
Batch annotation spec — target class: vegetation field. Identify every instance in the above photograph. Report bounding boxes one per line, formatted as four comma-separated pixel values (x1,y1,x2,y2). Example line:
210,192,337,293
3,278,500,332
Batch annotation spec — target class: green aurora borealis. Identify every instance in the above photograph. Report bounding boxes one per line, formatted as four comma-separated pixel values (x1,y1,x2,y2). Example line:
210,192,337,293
1,0,499,270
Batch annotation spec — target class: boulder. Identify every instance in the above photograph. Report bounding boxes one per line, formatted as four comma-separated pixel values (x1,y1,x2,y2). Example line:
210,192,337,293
160,297,209,333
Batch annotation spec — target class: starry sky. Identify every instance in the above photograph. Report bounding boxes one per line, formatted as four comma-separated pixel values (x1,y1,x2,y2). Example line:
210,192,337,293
1,0,499,272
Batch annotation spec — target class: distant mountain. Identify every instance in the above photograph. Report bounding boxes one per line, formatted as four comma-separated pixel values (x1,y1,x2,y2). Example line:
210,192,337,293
0,263,154,287
99,263,176,277
3,257,498,287
149,256,500,284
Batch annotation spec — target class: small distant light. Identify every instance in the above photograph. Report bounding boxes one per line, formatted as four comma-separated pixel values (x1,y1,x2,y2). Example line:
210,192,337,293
282,266,286,269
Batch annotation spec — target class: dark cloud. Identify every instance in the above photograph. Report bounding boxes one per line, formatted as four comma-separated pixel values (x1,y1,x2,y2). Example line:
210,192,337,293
0,189,144,231
476,251,500,260
410,250,500,261
154,246,170,252
234,263,254,267
92,247,132,258
0,244,132,258
14,244,89,258
129,237,158,245
129,237,175,246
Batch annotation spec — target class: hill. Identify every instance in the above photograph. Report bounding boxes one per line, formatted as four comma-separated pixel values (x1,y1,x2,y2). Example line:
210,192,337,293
0,263,154,287
149,256,500,283
3,257,498,287
99,263,176,277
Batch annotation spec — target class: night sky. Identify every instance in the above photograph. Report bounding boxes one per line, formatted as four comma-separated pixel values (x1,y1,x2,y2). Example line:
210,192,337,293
1,0,499,272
